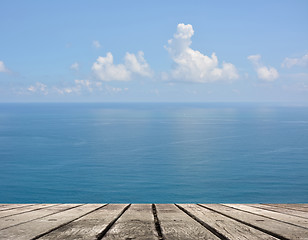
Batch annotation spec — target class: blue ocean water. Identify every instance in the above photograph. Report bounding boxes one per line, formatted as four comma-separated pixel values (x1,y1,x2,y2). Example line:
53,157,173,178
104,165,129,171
0,103,307,203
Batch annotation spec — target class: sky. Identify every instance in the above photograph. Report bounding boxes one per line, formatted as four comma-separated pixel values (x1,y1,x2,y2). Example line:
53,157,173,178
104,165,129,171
0,0,308,103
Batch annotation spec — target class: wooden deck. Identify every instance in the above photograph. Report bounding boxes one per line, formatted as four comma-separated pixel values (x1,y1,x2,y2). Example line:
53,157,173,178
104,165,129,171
0,204,308,239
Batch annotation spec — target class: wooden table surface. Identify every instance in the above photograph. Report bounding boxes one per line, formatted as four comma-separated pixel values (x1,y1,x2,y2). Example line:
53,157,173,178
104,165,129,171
0,203,307,240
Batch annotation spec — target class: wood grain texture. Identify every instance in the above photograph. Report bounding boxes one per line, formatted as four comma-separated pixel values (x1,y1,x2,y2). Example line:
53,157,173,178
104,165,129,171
0,204,103,240
156,204,219,240
0,204,80,230
0,204,34,211
249,204,308,219
178,204,279,240
38,204,128,240
201,204,308,240
265,204,308,212
270,204,308,208
0,204,58,218
102,204,158,240
0,204,307,240
224,204,308,228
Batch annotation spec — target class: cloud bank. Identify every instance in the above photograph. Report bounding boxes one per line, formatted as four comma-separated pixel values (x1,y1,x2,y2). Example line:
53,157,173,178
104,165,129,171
92,51,152,81
165,23,238,83
248,54,279,81
282,53,308,68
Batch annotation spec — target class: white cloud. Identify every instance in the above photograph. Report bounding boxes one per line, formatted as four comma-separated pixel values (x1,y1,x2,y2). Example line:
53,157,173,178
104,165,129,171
75,79,93,92
248,54,279,81
55,79,97,94
0,61,9,73
70,62,79,71
105,85,128,94
92,53,131,81
165,23,238,83
92,51,152,81
27,82,48,95
93,40,101,48
54,87,75,95
282,53,308,68
125,51,153,77
54,79,104,95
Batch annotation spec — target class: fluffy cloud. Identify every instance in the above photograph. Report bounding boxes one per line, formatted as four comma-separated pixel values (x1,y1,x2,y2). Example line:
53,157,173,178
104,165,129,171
27,82,48,95
92,53,130,81
93,40,101,48
92,51,152,81
125,52,152,77
0,61,9,73
165,23,238,83
248,54,279,81
282,53,308,68
70,62,79,71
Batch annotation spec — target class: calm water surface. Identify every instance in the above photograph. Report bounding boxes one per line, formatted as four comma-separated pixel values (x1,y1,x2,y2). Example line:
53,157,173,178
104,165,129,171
0,103,307,203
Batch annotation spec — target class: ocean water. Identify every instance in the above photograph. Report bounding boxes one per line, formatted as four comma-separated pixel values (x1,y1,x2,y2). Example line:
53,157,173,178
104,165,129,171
0,103,307,203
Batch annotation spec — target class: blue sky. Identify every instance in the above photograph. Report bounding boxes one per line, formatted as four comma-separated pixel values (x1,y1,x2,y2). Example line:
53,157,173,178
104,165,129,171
0,0,308,103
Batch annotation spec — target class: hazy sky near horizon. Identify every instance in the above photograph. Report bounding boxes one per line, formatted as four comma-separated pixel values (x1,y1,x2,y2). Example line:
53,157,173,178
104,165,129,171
0,0,308,102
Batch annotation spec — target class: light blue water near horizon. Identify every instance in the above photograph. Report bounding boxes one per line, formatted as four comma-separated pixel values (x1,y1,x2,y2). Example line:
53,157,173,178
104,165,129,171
0,103,307,203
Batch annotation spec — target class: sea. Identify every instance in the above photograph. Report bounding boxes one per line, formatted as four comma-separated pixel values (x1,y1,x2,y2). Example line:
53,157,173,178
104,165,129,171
0,103,307,203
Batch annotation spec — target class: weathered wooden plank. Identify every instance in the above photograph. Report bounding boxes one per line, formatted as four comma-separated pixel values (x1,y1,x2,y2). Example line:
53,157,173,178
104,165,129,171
38,204,129,240
201,204,308,240
0,204,34,211
265,204,308,212
178,204,279,240
271,204,308,208
224,204,308,229
0,204,103,240
102,204,158,240
1,204,307,240
0,204,58,218
156,204,219,240
248,204,308,219
0,204,80,230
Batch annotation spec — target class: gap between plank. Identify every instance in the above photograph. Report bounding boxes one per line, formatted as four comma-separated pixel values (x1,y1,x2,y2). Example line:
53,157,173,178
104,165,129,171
175,204,229,240
0,204,84,231
197,204,290,240
262,204,308,212
96,204,131,240
0,204,62,219
152,204,164,240
0,204,36,212
248,204,308,220
32,204,108,240
222,204,308,230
